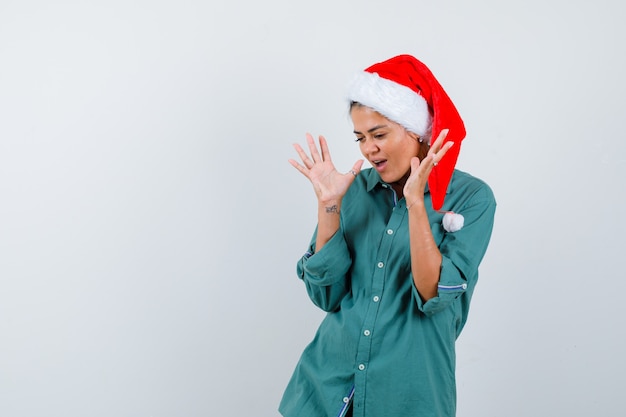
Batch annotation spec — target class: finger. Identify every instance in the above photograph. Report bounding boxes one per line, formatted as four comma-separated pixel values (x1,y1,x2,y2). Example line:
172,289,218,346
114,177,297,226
352,159,364,173
306,133,323,163
319,135,332,162
429,128,449,153
410,156,421,174
347,159,365,178
288,158,310,178
293,143,314,169
428,129,452,167
431,141,455,166
431,152,438,167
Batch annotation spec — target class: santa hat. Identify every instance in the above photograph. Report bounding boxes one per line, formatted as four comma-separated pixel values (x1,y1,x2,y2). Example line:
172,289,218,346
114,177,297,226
346,54,466,213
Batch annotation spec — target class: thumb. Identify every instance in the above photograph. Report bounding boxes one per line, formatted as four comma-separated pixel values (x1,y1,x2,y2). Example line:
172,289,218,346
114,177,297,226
410,156,421,173
346,160,365,182
351,159,365,174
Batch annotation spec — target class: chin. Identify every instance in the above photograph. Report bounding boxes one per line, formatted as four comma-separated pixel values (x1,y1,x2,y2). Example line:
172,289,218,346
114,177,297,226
379,169,401,181
381,174,402,185
383,172,410,189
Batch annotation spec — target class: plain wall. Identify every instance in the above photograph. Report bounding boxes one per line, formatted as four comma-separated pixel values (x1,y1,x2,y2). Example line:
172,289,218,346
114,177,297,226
1,0,625,416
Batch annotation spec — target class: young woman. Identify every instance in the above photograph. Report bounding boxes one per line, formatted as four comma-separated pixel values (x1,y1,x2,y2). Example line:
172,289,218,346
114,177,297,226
280,54,496,417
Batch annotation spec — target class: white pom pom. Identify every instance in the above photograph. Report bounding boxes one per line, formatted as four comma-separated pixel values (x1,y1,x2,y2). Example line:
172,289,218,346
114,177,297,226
442,212,464,232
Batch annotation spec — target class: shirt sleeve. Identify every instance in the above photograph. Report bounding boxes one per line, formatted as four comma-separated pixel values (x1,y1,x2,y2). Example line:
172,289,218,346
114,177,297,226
413,185,497,316
297,228,353,312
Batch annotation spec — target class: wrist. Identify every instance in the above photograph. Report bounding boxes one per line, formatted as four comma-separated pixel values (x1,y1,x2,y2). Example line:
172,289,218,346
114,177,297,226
404,194,424,210
319,199,342,214
405,196,425,210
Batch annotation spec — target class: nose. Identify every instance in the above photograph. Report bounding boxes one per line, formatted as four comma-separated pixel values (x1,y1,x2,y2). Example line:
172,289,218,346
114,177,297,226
360,138,379,156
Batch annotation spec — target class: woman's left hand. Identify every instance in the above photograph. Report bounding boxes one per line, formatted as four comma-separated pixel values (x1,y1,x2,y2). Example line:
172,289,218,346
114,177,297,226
403,129,454,206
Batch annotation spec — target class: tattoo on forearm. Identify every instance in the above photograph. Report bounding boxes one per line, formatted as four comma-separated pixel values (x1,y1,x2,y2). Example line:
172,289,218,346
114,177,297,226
325,205,339,214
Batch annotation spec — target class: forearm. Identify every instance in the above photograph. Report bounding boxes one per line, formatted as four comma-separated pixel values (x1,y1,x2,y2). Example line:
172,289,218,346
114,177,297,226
315,199,342,252
407,200,442,301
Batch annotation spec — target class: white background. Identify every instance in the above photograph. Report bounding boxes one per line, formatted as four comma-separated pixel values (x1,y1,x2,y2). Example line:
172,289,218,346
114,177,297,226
1,0,625,416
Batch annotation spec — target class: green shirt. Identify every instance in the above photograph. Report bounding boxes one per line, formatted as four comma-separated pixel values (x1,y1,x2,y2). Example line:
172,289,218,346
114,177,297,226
279,168,496,417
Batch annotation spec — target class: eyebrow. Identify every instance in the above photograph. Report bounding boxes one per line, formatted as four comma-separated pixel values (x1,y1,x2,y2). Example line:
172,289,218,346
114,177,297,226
353,124,388,135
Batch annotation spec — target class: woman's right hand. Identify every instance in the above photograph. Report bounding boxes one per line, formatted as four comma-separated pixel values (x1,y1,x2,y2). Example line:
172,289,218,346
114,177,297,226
289,133,364,204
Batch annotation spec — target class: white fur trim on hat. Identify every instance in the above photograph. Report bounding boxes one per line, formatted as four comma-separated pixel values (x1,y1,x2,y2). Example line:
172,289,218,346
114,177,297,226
346,71,433,142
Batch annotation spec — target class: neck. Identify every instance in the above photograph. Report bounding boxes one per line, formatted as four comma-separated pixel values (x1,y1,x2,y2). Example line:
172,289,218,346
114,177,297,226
391,172,411,199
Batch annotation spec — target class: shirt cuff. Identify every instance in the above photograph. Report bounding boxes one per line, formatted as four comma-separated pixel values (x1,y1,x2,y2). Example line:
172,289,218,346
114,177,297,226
298,231,351,287
413,256,468,316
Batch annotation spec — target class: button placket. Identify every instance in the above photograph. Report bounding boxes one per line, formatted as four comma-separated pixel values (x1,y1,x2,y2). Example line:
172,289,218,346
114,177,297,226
352,197,405,411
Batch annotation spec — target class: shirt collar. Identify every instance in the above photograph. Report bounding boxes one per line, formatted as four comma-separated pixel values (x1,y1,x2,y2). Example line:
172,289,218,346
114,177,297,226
364,167,453,195
365,168,383,192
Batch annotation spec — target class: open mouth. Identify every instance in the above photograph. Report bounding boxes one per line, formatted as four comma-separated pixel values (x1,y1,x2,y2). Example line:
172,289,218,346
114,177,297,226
372,159,387,171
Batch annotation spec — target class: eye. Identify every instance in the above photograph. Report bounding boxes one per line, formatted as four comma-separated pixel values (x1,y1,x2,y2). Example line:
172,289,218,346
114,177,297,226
374,133,386,139
354,136,364,142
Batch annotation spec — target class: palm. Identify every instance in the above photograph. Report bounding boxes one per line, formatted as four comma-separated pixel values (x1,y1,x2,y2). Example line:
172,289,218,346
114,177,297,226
307,160,353,201
289,133,363,203
403,129,454,202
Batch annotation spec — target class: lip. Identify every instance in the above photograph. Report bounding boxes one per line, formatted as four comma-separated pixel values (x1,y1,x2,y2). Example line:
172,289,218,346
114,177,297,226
372,159,387,172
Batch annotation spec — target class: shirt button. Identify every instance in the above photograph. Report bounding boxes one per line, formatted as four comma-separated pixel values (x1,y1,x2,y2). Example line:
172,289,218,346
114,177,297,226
373,296,380,302
343,397,350,403
358,364,366,371
364,330,371,336
387,229,393,235
377,262,384,268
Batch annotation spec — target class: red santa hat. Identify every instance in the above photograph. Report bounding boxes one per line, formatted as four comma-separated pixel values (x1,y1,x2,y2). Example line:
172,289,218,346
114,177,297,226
346,54,466,212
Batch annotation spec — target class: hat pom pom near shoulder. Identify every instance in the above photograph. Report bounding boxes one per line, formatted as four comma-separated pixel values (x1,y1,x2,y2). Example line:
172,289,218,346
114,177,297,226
442,212,464,232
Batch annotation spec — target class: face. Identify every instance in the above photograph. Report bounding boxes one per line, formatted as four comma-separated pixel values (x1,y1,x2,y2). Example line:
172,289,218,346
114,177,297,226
351,105,422,189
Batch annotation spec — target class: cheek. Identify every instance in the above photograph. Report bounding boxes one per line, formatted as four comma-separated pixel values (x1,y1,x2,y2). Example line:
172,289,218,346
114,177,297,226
405,139,421,159
392,138,419,160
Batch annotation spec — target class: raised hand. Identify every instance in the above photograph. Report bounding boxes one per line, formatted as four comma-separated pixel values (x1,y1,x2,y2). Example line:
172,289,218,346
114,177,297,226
403,129,454,206
289,133,364,204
